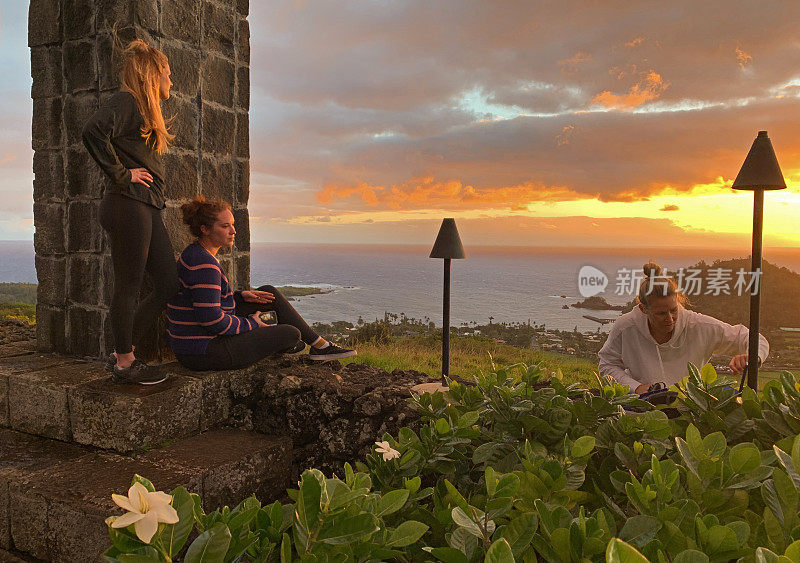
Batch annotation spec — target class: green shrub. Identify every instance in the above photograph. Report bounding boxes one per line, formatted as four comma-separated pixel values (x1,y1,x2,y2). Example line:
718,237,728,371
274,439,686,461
0,302,36,324
105,364,800,562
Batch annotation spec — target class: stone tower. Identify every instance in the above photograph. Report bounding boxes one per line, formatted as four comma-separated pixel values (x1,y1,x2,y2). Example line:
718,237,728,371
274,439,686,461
29,0,251,357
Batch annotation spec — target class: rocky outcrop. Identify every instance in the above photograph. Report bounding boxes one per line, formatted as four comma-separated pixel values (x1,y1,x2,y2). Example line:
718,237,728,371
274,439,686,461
219,359,435,475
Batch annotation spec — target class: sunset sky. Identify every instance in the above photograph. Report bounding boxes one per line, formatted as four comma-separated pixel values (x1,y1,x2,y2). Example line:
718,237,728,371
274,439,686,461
1,1,799,248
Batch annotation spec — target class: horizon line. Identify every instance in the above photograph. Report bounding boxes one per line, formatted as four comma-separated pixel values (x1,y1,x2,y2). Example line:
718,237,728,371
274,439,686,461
3,238,800,253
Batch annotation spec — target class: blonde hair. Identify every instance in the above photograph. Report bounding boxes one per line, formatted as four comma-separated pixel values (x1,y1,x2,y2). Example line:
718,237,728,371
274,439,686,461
119,39,174,154
637,260,689,308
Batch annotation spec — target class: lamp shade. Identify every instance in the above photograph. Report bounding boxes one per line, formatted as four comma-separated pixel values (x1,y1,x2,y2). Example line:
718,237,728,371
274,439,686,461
430,218,466,259
732,131,787,191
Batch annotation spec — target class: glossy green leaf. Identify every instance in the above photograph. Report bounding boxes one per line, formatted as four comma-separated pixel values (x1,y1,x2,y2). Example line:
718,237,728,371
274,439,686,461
452,507,482,538
485,466,497,497
296,472,321,533
755,547,782,563
445,481,472,515
785,540,800,562
317,513,380,545
387,520,429,547
730,443,761,474
280,532,292,563
702,432,726,460
159,486,194,557
118,550,161,563
774,445,800,489
572,435,596,458
494,473,520,498
485,538,515,563
425,546,469,563
700,363,717,385
606,538,649,562
500,514,537,557
459,410,480,428
705,525,738,555
377,489,409,517
673,549,709,563
130,475,155,493
184,522,232,563
618,515,661,548
404,475,421,493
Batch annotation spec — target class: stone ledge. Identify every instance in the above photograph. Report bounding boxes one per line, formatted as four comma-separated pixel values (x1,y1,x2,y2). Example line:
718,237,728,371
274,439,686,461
141,428,291,510
6,428,290,562
0,430,88,551
69,373,202,453
0,354,88,431
6,360,105,441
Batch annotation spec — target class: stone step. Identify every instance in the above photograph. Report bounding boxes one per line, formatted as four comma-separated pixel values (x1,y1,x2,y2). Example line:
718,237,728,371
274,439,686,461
0,352,89,430
0,351,263,453
2,428,291,562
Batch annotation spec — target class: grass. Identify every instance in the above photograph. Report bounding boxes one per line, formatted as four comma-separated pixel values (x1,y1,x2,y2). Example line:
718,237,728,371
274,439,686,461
339,333,599,387
338,333,797,392
756,369,800,390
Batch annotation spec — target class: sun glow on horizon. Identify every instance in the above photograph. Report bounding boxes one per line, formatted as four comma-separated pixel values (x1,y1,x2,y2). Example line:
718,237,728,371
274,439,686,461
275,169,800,247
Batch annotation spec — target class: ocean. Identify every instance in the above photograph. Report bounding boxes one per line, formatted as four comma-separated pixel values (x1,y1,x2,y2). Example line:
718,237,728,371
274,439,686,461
3,240,800,332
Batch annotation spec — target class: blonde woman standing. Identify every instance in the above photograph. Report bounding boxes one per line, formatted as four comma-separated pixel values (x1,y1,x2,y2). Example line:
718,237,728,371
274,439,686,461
82,39,177,384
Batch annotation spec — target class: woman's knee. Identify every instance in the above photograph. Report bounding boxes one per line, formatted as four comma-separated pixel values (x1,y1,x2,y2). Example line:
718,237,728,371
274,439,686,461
257,284,278,295
280,325,302,343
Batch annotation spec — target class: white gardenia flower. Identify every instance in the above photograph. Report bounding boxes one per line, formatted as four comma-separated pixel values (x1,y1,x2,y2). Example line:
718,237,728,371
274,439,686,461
110,482,179,543
374,441,401,461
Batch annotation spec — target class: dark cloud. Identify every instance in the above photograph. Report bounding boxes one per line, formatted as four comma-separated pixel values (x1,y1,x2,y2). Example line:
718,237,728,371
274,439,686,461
252,94,800,212
252,1,800,112
248,1,800,218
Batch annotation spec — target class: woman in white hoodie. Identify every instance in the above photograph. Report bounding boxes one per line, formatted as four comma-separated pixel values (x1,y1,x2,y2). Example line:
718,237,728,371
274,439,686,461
598,261,769,393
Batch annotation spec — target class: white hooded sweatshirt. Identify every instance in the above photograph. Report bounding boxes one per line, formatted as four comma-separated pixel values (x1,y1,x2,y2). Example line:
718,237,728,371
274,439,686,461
598,306,769,391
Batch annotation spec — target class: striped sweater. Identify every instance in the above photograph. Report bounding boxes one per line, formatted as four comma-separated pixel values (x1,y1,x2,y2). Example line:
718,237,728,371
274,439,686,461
167,243,256,354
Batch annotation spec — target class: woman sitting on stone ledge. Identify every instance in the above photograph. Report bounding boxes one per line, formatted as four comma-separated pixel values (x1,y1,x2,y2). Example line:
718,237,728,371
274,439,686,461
167,196,356,371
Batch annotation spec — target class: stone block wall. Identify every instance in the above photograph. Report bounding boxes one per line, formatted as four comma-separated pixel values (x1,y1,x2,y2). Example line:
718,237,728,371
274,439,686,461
29,0,251,357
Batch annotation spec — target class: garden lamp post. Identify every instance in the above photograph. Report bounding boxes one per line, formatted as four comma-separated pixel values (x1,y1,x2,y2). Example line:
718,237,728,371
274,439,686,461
731,131,786,390
430,218,466,385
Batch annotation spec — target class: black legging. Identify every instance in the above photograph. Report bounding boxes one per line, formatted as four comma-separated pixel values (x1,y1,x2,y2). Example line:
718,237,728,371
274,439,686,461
175,285,322,371
99,193,179,354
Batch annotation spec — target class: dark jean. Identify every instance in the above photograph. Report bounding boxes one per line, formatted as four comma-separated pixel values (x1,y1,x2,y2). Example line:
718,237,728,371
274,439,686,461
175,285,320,371
99,193,178,354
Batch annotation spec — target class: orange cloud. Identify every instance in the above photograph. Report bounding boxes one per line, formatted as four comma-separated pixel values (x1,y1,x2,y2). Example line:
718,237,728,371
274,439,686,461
624,37,644,48
316,183,380,205
592,70,669,109
0,154,18,164
660,204,680,211
558,51,591,74
735,46,753,68
556,125,575,146
316,177,587,211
